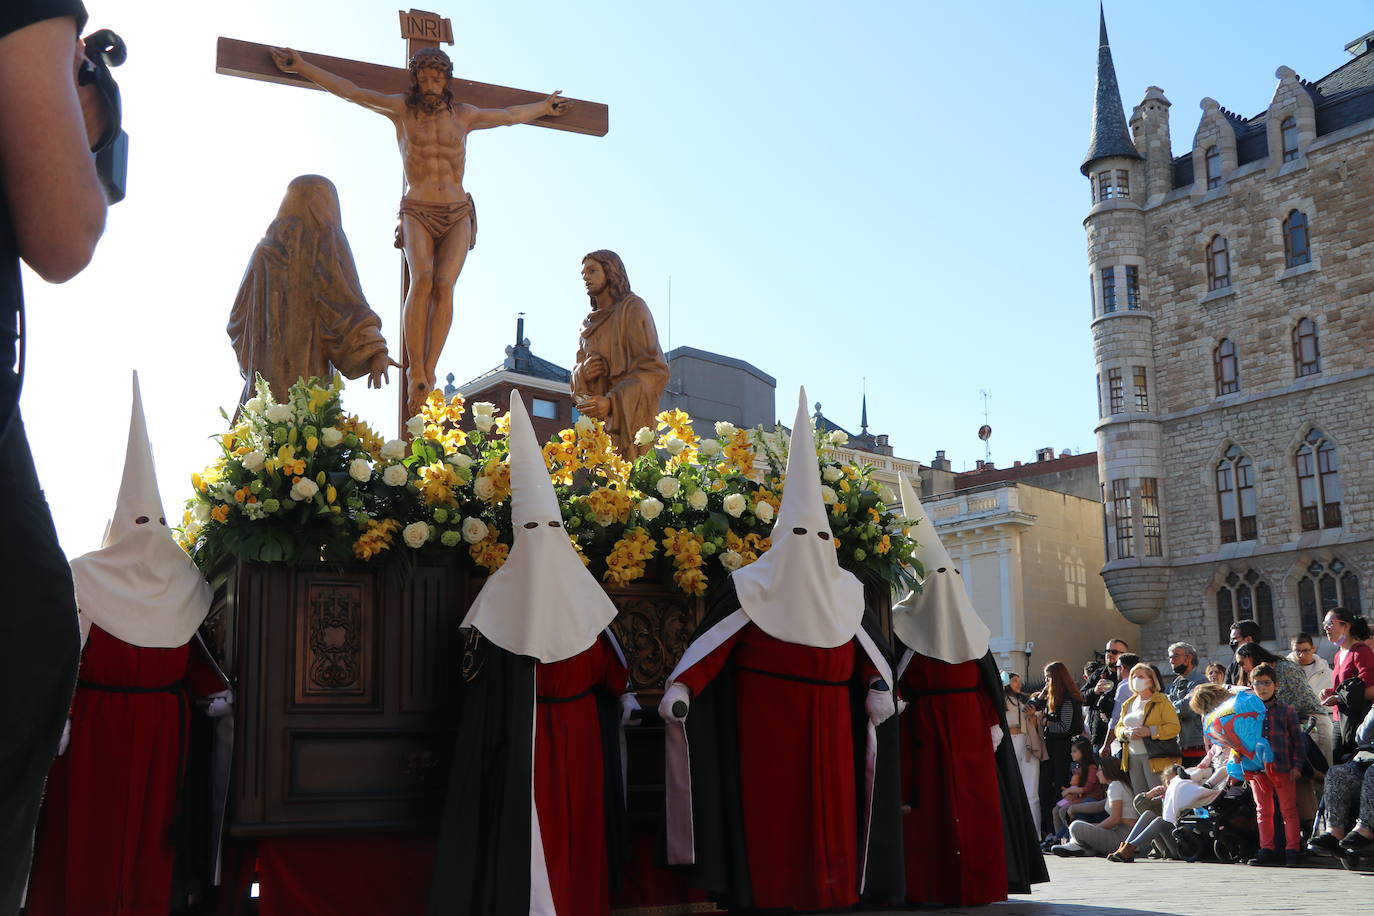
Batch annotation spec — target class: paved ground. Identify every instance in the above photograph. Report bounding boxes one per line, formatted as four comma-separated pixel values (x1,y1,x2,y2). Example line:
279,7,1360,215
848,853,1374,915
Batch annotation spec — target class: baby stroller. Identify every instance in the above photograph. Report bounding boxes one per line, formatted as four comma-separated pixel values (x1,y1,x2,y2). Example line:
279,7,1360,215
1172,781,1259,864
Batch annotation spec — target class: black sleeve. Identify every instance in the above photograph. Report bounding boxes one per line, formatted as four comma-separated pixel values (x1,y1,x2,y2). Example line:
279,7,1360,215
0,0,87,40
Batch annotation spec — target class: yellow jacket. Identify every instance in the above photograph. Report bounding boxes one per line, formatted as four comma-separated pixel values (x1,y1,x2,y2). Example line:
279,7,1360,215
1115,692,1182,773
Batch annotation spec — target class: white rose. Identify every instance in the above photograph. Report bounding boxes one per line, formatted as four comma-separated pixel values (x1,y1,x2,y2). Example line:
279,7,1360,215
664,436,686,456
634,427,655,447
241,450,266,472
638,497,664,520
383,464,409,487
688,489,708,511
822,465,843,483
244,396,265,414
461,517,489,544
755,501,774,523
720,549,744,572
820,485,838,505
265,404,293,424
697,437,722,457
193,502,212,523
474,476,496,500
656,476,681,498
321,427,344,448
830,430,849,447
402,521,431,549
715,421,738,438
406,414,426,438
349,457,372,482
878,484,896,504
575,415,596,433
473,413,494,433
723,493,745,517
289,478,319,501
446,452,474,469
380,439,406,461
471,401,495,418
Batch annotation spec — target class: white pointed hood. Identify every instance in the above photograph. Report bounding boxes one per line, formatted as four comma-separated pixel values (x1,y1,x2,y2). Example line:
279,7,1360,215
891,472,989,663
461,392,617,663
69,372,212,647
730,388,865,648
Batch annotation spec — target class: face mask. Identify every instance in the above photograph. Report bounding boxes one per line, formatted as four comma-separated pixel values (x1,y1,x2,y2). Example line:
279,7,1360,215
1172,663,1189,676
1130,676,1149,692
1332,633,1348,647
1229,639,1239,651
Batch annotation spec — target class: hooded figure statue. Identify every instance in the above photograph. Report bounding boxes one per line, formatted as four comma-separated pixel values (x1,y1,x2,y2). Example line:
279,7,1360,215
27,372,231,916
430,392,634,916
891,472,1047,905
657,387,905,911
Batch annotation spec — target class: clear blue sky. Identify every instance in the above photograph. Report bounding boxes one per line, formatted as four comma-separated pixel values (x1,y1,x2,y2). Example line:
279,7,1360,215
21,1,1374,556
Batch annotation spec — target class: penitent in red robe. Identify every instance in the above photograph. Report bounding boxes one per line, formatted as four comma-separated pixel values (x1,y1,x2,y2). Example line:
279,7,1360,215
673,623,875,910
27,624,225,916
534,634,628,916
897,652,1006,906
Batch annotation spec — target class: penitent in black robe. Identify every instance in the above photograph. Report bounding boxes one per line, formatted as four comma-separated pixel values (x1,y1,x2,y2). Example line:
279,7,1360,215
428,628,628,915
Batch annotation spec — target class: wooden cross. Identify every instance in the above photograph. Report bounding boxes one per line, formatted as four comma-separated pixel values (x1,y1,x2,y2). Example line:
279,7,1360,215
215,9,609,431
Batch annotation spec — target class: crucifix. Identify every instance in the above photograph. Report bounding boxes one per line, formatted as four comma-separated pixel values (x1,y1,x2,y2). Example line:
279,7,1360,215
216,9,609,425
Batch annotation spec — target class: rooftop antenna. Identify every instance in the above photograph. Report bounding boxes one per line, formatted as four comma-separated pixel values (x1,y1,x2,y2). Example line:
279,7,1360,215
667,274,672,353
977,389,993,464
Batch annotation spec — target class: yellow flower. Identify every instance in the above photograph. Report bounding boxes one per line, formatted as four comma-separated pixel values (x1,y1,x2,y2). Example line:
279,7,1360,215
211,504,230,523
604,527,658,586
306,385,332,414
876,534,891,555
276,444,306,476
418,461,459,506
326,485,337,504
469,534,510,571
305,435,319,453
192,472,206,493
354,518,401,560
221,433,235,451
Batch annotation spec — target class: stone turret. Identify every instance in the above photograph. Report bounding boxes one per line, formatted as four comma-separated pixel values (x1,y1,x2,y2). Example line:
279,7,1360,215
1083,8,1170,625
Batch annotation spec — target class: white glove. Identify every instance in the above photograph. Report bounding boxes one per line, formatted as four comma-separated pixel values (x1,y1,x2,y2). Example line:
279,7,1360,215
990,724,1004,751
57,718,71,756
865,688,896,725
659,682,691,722
205,689,234,719
620,692,641,725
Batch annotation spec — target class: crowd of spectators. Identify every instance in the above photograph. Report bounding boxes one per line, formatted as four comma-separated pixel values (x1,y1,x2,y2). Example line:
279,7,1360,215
1001,608,1374,870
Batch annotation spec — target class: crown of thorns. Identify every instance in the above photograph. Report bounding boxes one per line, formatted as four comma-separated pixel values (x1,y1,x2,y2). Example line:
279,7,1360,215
409,48,452,79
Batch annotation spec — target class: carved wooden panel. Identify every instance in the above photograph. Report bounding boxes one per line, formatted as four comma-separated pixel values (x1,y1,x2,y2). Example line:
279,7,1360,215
400,565,448,714
293,579,377,706
608,586,705,697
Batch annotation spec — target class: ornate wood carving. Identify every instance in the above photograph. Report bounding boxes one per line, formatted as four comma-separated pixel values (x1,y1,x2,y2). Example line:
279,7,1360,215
292,579,376,707
608,586,705,697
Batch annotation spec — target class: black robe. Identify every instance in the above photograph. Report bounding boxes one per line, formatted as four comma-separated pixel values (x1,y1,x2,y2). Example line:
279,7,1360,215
895,639,1049,895
428,629,628,915
661,578,905,909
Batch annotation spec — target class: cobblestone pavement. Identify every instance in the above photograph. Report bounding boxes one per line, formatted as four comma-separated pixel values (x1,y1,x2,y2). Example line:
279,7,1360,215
844,852,1374,915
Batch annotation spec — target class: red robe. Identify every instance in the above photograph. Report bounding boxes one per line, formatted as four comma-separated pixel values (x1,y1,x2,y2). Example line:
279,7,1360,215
897,652,1006,906
27,624,225,916
673,623,875,910
534,634,628,916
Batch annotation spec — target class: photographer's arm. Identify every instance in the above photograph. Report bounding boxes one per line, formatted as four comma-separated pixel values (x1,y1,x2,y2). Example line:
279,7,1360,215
0,16,106,282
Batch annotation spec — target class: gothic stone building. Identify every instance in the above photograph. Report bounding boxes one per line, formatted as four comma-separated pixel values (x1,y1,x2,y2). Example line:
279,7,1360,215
1085,14,1374,662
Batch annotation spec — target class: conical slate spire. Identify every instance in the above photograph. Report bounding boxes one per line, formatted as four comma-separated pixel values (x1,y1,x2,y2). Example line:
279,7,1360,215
1081,5,1142,175
860,391,868,434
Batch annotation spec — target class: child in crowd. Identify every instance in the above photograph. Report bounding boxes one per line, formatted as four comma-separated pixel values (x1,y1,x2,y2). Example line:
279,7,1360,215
1205,663,1227,686
1053,757,1135,857
1246,663,1306,867
1045,736,1105,846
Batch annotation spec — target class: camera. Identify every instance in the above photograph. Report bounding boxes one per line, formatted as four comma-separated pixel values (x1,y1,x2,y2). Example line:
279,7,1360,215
79,29,128,204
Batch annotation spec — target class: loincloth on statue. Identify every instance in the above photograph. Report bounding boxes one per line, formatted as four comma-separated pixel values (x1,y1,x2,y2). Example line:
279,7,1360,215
394,193,477,251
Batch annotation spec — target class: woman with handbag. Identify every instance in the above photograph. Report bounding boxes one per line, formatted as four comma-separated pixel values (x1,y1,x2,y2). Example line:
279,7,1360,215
1032,662,1084,834
1319,608,1374,761
1003,672,1045,838
1114,663,1181,794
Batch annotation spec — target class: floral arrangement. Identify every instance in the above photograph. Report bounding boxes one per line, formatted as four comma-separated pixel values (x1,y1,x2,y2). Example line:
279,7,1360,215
181,376,922,598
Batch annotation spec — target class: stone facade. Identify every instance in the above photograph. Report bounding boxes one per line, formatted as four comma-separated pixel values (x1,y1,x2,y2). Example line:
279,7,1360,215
1084,21,1374,664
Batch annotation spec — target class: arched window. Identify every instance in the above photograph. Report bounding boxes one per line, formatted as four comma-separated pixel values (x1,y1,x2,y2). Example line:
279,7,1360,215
1292,317,1320,377
1216,445,1257,543
1214,338,1239,396
1283,210,1310,268
1296,428,1342,531
1205,145,1222,189
1281,116,1300,162
1216,569,1276,642
1207,235,1231,290
1297,558,1362,634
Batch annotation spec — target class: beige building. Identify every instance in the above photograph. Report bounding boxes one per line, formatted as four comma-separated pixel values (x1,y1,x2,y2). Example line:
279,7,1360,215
926,454,1136,679
1084,15,1374,662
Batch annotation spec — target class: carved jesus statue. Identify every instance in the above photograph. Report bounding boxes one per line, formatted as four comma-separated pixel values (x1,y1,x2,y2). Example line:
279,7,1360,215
270,46,572,414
